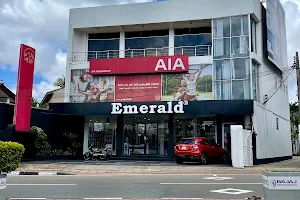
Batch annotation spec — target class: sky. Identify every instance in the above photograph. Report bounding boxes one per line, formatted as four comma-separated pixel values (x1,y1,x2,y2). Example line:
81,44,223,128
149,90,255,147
0,0,299,102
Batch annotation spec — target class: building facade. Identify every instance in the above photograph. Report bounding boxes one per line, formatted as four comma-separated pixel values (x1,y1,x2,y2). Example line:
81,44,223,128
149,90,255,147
54,0,292,162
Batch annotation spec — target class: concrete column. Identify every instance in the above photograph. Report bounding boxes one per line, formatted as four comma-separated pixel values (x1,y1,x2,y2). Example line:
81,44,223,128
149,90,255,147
169,26,175,56
231,125,244,168
116,115,124,156
168,114,174,157
119,31,125,58
83,123,89,154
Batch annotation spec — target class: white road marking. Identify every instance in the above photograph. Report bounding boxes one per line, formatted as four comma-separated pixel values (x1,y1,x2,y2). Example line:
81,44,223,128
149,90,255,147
7,183,77,186
84,198,123,200
203,176,233,181
210,188,254,195
160,182,262,185
8,198,47,200
162,198,203,200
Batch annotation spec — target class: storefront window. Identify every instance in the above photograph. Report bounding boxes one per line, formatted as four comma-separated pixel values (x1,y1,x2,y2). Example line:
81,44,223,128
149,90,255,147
86,116,117,155
174,116,216,144
123,115,169,156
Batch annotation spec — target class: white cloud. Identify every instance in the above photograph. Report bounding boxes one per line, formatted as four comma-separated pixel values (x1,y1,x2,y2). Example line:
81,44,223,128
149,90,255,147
0,0,300,103
0,0,153,101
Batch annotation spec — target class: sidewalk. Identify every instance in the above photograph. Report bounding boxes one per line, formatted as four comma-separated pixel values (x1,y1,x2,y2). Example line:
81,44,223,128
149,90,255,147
13,157,300,175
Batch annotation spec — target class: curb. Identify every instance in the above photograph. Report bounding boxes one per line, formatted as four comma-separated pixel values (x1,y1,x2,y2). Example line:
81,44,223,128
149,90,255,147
8,171,74,175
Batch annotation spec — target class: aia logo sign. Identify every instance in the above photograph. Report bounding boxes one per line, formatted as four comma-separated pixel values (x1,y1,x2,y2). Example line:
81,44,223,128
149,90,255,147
24,48,35,64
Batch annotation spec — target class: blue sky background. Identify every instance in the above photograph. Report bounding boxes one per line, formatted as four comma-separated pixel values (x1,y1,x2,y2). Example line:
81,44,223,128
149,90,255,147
0,0,299,102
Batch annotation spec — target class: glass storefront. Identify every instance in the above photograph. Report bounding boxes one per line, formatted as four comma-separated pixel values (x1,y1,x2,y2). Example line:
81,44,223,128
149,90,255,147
86,116,117,155
123,115,169,155
174,115,216,144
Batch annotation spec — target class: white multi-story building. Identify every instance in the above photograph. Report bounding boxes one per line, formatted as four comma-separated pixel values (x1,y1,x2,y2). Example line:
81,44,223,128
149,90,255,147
49,0,292,163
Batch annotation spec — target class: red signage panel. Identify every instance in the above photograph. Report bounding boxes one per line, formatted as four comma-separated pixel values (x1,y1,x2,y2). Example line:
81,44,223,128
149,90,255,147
13,44,36,132
115,74,162,102
89,55,189,75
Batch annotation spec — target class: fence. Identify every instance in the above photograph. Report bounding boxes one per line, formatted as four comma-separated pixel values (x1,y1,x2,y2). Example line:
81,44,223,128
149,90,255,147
72,45,211,62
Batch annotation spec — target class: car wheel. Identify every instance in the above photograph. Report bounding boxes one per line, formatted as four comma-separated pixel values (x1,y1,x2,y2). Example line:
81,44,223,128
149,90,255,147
199,152,208,165
176,159,184,164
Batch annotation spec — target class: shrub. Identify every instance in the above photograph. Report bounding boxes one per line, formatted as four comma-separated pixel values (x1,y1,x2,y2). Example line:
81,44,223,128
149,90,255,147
63,132,82,156
30,126,51,156
0,141,25,173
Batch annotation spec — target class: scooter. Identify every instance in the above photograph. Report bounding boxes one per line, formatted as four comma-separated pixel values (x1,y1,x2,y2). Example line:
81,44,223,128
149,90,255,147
83,146,112,161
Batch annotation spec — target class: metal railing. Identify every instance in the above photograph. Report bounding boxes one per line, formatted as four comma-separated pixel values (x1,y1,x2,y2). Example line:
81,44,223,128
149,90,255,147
72,45,211,62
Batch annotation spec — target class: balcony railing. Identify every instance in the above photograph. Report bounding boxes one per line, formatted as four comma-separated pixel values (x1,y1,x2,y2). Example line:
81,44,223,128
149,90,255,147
72,45,211,62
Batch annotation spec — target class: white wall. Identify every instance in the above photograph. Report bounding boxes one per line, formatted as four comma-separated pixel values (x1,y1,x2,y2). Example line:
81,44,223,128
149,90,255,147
253,101,292,159
69,0,261,29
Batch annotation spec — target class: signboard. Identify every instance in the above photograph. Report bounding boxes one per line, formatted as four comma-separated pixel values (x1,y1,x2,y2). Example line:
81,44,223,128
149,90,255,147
0,178,6,190
111,101,186,114
264,176,300,190
13,44,36,132
115,74,161,102
89,55,189,75
266,0,288,69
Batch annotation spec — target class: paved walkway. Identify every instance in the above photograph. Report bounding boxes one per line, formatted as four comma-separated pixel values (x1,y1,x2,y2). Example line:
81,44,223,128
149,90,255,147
15,156,300,175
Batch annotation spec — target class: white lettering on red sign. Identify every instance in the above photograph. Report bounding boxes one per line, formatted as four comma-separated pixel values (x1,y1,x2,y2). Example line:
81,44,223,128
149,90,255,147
155,58,185,71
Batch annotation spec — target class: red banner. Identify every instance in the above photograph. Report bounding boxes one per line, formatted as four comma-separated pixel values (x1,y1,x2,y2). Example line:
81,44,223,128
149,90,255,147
89,55,189,75
13,44,36,132
115,75,162,102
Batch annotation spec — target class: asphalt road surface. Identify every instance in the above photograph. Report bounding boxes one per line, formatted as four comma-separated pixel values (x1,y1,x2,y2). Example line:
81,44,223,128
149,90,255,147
5,174,264,199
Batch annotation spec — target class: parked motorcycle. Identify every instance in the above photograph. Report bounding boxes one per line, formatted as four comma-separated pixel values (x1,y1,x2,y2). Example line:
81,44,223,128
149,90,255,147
83,145,112,161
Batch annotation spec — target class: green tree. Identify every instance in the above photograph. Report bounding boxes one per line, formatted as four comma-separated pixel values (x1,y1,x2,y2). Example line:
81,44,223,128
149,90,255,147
39,103,49,109
54,75,65,88
32,98,38,107
290,102,299,142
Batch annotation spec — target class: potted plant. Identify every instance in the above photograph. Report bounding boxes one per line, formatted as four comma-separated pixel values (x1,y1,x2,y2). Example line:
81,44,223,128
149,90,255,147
0,141,25,200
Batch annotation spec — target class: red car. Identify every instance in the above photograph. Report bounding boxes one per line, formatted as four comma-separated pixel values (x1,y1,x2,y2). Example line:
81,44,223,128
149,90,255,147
173,137,229,164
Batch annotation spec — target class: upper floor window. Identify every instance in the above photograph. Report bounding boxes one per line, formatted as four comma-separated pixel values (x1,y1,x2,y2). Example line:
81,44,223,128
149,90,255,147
174,27,212,56
125,30,169,57
87,33,120,59
213,16,250,59
250,17,257,53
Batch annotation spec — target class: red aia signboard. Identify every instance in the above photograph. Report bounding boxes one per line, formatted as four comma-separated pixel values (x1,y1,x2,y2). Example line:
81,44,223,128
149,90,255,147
13,44,36,132
89,55,189,75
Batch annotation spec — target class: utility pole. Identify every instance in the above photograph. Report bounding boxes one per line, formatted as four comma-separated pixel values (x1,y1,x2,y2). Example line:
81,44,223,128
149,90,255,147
295,52,300,113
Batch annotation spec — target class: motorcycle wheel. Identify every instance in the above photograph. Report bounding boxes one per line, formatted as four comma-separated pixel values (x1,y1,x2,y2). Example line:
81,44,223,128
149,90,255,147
83,153,90,160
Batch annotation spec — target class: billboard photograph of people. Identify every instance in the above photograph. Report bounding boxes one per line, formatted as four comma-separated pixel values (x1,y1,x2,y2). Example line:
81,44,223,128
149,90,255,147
162,64,213,101
70,69,115,103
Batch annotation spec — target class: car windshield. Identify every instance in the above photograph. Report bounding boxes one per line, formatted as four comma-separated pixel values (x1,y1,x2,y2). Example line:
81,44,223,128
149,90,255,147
179,139,196,144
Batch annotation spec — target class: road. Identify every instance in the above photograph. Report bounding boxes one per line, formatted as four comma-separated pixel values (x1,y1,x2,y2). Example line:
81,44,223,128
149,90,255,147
5,174,264,199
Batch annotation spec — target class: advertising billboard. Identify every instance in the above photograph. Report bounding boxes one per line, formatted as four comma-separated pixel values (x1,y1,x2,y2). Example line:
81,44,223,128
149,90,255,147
266,0,287,69
69,69,115,103
13,44,36,131
162,64,213,101
70,64,212,103
115,75,162,102
89,55,189,75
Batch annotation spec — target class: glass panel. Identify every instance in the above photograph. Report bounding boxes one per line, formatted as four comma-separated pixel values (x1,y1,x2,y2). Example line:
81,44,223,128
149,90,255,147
231,36,249,56
179,139,197,144
223,124,231,152
213,18,230,38
251,18,257,53
214,81,231,100
125,36,169,49
214,59,231,80
232,58,250,79
252,62,258,101
231,16,248,37
174,34,212,47
88,39,120,51
213,38,230,58
232,79,251,100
